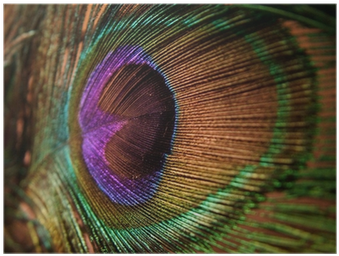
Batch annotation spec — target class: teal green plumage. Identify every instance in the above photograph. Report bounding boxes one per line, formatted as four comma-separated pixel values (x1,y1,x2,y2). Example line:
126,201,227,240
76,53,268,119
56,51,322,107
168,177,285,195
4,4,336,253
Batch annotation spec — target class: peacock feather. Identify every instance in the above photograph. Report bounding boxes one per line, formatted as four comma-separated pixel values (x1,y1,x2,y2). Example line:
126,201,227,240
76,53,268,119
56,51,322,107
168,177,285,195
4,4,336,253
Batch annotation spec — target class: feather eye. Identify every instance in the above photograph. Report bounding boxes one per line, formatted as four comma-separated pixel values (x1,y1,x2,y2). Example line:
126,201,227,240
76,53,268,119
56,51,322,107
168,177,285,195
74,46,177,205
4,4,336,253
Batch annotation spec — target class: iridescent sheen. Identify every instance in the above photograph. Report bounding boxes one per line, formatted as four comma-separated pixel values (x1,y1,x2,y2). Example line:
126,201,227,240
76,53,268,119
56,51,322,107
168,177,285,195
79,46,174,205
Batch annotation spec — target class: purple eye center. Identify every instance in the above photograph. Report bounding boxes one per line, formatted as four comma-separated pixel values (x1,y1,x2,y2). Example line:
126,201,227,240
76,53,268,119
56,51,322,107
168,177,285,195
79,46,176,206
